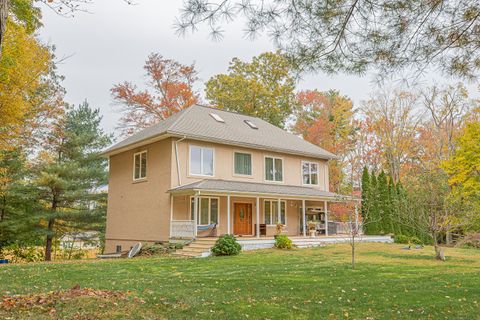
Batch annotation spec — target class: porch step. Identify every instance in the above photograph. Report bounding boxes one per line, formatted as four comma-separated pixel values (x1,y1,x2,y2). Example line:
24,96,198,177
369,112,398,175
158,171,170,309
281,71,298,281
188,243,215,249
172,237,218,258
172,251,202,258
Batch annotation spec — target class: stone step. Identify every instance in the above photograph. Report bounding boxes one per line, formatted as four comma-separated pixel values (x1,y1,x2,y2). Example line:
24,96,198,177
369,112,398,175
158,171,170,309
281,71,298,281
188,245,213,251
179,247,210,253
172,237,217,258
172,251,202,257
195,238,218,243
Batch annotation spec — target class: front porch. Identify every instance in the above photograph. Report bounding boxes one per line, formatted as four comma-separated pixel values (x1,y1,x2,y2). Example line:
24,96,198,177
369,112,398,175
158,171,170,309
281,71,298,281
167,180,349,240
173,235,394,257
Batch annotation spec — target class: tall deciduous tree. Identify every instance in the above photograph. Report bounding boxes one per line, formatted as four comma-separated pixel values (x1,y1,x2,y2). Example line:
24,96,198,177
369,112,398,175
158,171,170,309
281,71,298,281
443,110,480,230
112,53,199,136
205,51,296,128
419,84,471,167
293,89,355,191
0,20,52,150
34,102,111,261
178,0,480,79
362,90,422,183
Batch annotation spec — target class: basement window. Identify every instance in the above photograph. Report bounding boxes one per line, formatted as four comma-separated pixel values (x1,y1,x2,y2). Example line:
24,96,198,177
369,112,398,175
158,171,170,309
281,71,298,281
209,113,225,123
244,119,258,129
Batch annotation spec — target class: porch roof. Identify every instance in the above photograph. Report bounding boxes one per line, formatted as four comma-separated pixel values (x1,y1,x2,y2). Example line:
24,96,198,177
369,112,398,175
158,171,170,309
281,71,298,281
168,179,344,200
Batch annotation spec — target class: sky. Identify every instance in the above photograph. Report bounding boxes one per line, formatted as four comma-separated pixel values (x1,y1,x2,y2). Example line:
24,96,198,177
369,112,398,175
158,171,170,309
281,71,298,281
38,0,476,139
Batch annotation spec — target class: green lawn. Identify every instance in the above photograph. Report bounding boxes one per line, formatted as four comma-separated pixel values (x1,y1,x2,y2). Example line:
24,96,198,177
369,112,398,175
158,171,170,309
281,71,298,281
1,243,480,319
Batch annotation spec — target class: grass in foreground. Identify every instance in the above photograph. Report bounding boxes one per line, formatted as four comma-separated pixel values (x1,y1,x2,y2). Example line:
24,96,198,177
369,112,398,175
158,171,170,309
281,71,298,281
1,243,480,319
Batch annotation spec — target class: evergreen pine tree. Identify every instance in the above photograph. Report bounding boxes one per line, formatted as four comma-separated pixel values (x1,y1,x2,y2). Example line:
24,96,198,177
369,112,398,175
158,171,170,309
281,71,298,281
377,171,389,234
387,176,397,234
34,102,112,261
360,167,372,234
0,149,40,247
369,171,379,234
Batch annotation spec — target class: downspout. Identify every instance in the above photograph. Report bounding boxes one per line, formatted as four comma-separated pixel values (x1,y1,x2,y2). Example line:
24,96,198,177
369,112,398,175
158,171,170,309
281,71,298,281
174,136,187,186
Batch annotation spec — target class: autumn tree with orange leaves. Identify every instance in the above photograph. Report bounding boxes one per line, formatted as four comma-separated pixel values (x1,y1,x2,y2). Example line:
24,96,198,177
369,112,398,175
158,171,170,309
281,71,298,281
293,89,355,193
111,53,199,136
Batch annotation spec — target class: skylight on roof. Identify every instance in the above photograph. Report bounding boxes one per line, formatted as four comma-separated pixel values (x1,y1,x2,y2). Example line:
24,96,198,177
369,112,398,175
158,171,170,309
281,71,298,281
244,119,258,129
209,113,225,123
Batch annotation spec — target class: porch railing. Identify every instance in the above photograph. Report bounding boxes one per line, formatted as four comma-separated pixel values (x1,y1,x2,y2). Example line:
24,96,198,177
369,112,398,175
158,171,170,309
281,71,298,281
171,220,195,238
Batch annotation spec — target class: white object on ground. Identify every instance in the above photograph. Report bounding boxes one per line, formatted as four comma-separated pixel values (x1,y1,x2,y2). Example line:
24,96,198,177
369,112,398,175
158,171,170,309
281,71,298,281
128,242,142,258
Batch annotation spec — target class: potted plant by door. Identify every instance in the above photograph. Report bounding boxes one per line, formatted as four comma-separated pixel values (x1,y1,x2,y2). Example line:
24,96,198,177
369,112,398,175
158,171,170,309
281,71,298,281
308,221,317,238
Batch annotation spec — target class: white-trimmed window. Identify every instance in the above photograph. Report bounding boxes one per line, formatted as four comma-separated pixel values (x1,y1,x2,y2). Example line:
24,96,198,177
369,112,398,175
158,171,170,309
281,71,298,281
302,161,319,185
264,200,286,225
189,145,214,176
234,152,252,176
265,156,283,182
190,197,219,225
133,151,147,180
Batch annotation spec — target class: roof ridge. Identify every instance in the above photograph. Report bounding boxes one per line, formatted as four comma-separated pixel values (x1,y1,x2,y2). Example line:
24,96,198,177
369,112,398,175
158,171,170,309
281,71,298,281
167,104,196,132
193,104,266,120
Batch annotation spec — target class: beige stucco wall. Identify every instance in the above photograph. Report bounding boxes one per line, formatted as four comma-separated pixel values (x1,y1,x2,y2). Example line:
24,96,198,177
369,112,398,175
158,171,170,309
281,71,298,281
105,136,331,252
171,139,330,191
105,138,172,253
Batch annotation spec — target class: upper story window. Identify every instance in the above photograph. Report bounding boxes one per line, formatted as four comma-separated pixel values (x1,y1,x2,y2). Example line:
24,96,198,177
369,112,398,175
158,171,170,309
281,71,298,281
133,151,147,180
234,152,252,176
190,145,214,176
264,200,286,225
302,161,319,185
265,156,283,182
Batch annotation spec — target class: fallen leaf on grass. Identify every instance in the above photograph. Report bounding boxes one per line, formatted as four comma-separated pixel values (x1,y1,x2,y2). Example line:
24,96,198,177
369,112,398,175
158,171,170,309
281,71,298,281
0,284,133,313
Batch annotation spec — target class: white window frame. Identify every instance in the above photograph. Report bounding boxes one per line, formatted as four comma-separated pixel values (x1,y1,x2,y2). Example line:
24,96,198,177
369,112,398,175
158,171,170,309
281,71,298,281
263,200,287,226
190,196,220,226
264,155,284,183
301,161,320,186
133,150,147,181
233,151,253,177
189,145,215,177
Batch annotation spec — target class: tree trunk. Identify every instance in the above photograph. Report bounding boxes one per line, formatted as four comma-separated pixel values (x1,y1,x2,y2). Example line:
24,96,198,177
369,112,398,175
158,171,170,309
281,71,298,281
0,0,8,60
446,231,452,246
1,194,5,221
433,231,445,261
45,217,55,261
45,196,58,261
351,236,356,270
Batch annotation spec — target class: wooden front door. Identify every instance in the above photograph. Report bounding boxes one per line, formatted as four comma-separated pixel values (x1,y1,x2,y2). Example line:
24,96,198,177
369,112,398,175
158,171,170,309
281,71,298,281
234,203,253,235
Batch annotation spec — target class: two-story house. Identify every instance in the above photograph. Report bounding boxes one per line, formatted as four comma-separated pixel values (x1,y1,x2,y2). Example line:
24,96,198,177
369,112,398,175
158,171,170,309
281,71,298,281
103,105,339,253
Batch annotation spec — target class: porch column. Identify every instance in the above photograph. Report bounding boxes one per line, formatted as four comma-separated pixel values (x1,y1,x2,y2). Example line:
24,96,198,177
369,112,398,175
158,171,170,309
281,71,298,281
324,200,329,236
302,199,306,237
256,197,260,238
193,192,199,238
277,198,281,225
169,194,174,238
227,195,231,234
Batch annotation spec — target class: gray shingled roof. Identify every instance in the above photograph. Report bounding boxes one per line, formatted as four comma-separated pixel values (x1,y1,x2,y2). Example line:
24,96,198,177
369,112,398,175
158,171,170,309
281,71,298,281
104,105,336,159
168,179,339,199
